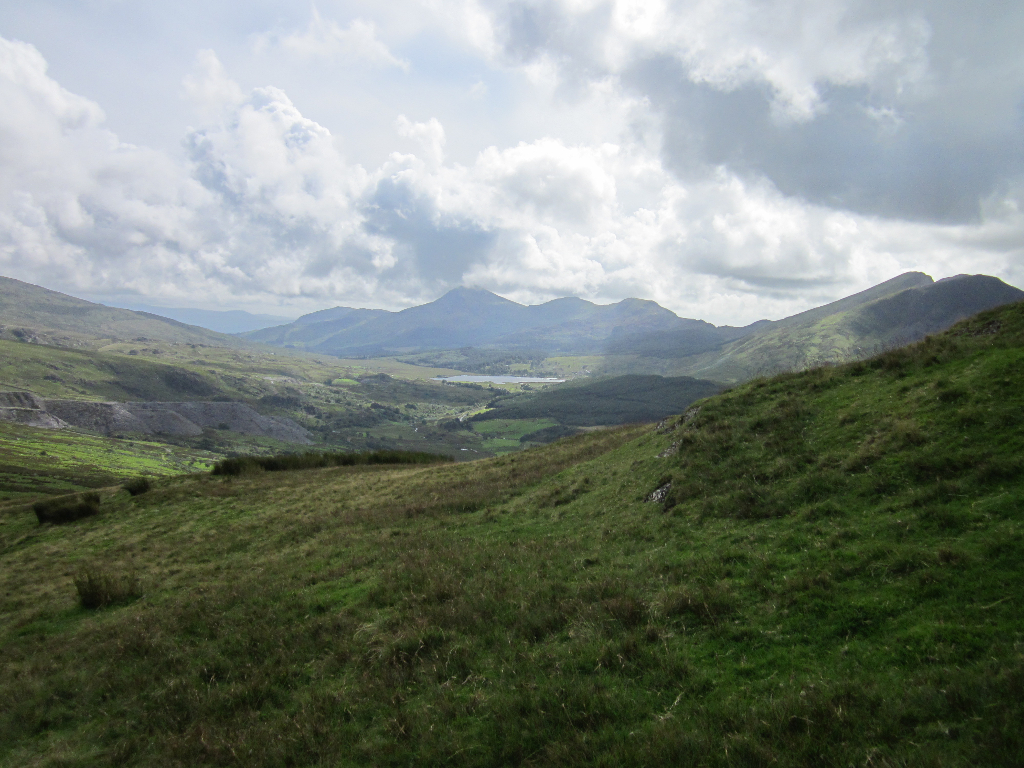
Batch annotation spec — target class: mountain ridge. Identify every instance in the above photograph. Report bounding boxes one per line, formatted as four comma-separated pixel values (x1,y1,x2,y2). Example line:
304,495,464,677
660,273,1024,382
4,272,1022,386
245,273,1024,381
102,304,296,334
244,286,756,357
0,275,252,348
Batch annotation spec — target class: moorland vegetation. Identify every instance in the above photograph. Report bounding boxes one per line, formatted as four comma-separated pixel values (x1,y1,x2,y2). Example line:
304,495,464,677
1,300,1022,766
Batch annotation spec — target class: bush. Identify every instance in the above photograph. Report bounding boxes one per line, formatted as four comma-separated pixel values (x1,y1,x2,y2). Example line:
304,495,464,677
519,425,580,444
73,569,141,609
211,449,452,476
122,477,152,496
33,492,101,525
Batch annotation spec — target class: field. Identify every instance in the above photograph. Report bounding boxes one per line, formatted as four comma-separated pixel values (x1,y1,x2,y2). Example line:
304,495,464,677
473,375,722,427
0,422,214,502
470,417,560,453
1,302,1022,765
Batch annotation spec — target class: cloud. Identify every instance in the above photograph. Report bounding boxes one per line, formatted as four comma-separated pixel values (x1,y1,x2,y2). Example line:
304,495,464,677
0,37,215,297
0,40,403,310
255,8,410,70
396,115,446,166
465,0,930,117
181,49,244,123
0,30,1022,324
444,0,1024,224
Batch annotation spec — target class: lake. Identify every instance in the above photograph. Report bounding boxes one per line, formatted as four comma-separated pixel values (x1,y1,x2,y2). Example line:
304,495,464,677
432,375,566,384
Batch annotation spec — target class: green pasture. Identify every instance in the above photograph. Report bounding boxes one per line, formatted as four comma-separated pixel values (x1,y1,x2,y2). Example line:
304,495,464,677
0,422,214,501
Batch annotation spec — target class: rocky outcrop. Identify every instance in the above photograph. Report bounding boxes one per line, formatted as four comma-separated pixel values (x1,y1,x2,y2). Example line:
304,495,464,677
125,402,311,443
0,391,47,409
0,391,70,429
0,392,311,443
44,400,156,435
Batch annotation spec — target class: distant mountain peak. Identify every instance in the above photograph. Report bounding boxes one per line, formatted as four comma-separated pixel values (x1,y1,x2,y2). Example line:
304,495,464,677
430,286,523,308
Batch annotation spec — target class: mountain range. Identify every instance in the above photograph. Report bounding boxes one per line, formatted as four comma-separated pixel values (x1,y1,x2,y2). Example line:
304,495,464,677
244,287,761,356
2,272,1021,385
246,272,1024,382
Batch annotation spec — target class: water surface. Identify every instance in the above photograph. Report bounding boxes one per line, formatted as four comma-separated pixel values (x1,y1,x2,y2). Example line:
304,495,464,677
432,375,565,384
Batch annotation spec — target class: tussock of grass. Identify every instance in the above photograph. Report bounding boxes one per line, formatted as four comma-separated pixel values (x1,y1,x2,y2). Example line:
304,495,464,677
32,491,101,524
73,568,142,609
122,476,152,496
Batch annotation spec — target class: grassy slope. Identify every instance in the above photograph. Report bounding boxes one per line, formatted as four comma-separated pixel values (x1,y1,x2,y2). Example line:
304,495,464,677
0,340,237,401
0,339,496,464
599,277,1023,384
473,375,722,427
0,422,215,501
1,304,1023,766
0,275,244,349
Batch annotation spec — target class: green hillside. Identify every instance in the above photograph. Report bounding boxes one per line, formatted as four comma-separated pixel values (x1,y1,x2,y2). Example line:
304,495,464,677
473,374,723,426
0,338,500,463
0,275,246,348
1,302,1023,766
647,273,1024,383
0,340,236,402
0,422,215,502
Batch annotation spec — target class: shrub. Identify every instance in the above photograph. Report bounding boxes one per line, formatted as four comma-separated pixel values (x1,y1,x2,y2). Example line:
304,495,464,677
33,492,101,524
122,477,152,496
211,449,452,476
73,568,141,609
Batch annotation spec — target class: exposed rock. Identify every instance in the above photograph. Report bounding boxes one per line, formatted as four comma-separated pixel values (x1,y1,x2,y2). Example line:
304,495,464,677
0,407,69,429
657,442,680,458
45,400,153,435
129,402,311,443
0,391,311,443
0,391,69,429
646,482,672,503
0,391,47,410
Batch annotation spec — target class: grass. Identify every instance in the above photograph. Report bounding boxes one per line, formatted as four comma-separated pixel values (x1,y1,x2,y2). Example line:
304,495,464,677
73,567,142,609
0,421,215,501
473,375,721,426
470,418,561,454
0,302,1022,766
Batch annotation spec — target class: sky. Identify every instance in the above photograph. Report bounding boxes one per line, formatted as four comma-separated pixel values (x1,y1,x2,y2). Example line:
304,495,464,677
0,0,1021,325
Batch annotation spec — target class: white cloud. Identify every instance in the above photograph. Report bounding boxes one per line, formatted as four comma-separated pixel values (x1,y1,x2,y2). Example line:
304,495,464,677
0,30,1022,324
255,8,410,70
181,50,245,123
396,115,446,166
445,0,931,121
436,1,1020,224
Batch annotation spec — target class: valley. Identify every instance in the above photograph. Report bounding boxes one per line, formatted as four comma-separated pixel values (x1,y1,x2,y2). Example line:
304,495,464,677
1,300,1022,765
3,5,1021,764
2,270,1022,502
